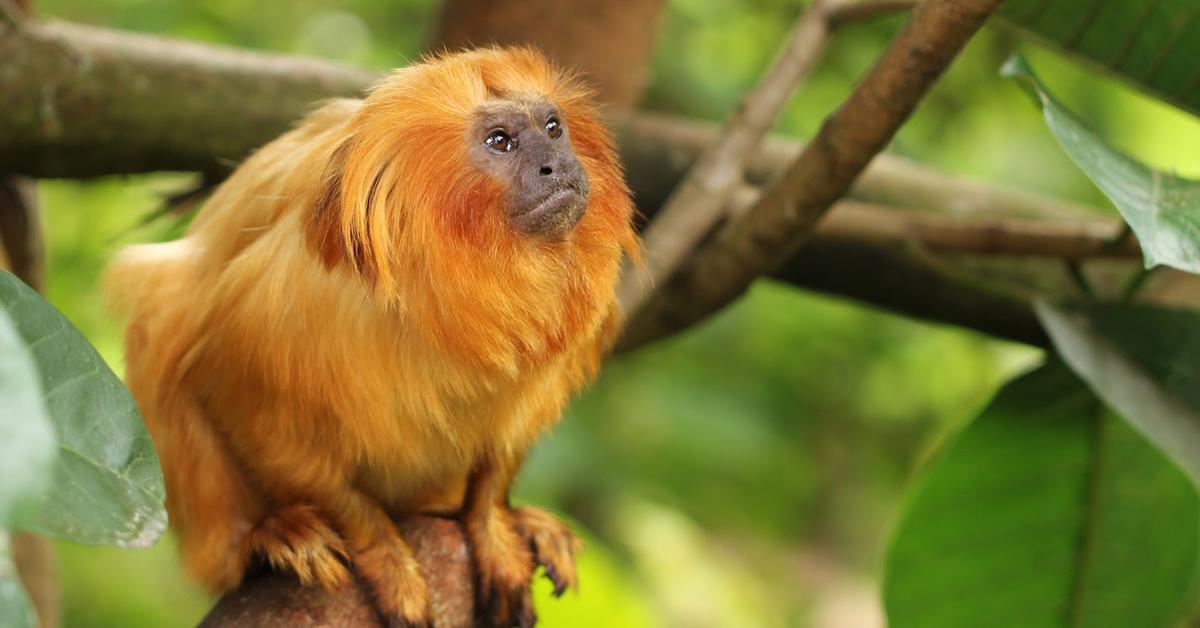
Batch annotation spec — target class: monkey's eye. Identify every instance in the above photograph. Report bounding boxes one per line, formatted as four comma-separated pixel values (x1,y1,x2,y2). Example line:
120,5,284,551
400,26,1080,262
484,129,517,153
545,117,563,139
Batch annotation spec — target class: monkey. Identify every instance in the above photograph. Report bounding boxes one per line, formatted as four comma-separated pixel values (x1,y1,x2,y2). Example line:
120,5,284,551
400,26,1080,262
105,47,639,627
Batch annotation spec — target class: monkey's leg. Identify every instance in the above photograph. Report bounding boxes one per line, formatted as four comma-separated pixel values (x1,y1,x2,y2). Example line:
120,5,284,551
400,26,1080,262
130,385,262,594
511,506,582,597
229,430,430,626
321,489,431,628
463,458,537,628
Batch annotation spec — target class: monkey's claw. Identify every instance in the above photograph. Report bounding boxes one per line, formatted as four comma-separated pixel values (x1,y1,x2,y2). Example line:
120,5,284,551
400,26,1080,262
512,506,582,597
476,576,537,628
383,614,433,628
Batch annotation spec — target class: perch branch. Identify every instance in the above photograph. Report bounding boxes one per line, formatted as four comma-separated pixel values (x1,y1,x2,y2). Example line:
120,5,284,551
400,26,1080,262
618,0,1009,352
201,517,475,628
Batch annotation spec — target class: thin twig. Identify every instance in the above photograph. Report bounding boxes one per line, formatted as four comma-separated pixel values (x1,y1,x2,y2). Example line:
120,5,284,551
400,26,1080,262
616,112,1106,223
814,200,1140,259
1066,261,1095,297
619,0,1008,352
1121,267,1155,303
618,0,916,319
618,0,837,316
0,0,28,26
826,0,918,28
724,184,1139,259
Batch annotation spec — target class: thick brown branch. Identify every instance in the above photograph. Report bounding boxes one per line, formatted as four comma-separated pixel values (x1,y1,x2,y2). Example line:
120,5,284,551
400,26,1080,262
201,517,474,628
621,0,839,316
620,0,917,319
0,19,375,178
428,0,665,109
619,0,1008,352
774,238,1051,347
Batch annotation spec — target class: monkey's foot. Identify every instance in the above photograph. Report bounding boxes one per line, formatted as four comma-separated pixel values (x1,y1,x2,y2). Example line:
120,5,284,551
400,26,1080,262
512,506,582,597
348,540,432,628
250,504,351,590
355,541,432,628
468,514,537,628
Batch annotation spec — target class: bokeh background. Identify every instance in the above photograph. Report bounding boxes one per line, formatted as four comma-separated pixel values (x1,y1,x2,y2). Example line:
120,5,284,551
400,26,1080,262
33,0,1200,626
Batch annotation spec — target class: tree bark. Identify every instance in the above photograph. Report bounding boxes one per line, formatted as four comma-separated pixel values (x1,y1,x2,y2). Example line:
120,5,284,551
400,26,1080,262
0,19,375,178
428,0,665,108
201,517,473,628
3,4,59,627
0,177,44,291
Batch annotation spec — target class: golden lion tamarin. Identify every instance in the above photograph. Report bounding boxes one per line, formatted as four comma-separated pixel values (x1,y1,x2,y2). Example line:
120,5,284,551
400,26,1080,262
106,48,638,627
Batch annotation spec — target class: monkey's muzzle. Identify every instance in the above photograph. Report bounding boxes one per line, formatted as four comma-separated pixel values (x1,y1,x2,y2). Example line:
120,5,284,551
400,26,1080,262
515,185,588,238
511,149,590,239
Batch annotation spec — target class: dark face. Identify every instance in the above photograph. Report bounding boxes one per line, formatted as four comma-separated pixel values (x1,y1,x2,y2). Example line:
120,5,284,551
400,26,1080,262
470,98,590,239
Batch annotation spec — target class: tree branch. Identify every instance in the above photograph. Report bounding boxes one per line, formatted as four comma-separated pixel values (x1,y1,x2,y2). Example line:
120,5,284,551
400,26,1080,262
618,0,1009,352
428,0,665,109
620,0,838,316
0,177,45,291
774,238,1051,347
201,517,475,628
620,0,915,320
0,19,375,178
0,16,1126,351
812,200,1138,259
826,0,918,28
617,112,1104,223
0,0,27,26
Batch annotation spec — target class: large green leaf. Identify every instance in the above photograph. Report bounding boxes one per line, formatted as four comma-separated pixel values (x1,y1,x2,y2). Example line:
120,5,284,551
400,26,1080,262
0,532,36,628
0,270,165,547
1036,301,1200,489
0,308,55,527
884,363,1199,628
999,0,1200,116
1003,56,1200,274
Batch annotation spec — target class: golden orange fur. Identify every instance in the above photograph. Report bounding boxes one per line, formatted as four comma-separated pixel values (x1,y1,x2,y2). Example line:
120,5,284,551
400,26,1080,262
106,48,638,626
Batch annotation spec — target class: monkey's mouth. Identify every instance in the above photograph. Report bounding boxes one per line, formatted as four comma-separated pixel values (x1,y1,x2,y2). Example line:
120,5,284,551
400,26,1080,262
512,187,588,238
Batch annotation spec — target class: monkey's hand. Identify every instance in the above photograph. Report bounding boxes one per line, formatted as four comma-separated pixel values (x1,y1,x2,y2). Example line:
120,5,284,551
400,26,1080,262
466,505,537,628
512,506,582,597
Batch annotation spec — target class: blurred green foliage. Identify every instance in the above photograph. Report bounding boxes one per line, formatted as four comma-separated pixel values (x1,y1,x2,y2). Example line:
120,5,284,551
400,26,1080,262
30,0,1200,625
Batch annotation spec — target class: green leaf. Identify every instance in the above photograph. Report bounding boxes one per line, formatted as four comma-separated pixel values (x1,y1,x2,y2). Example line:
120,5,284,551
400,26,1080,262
0,308,55,527
999,0,1200,116
1002,56,1200,274
1036,300,1200,489
0,270,165,547
884,363,1200,628
0,532,36,628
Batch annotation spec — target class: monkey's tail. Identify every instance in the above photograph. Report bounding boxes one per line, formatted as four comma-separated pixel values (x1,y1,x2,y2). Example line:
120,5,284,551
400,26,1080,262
103,240,197,319
105,239,265,591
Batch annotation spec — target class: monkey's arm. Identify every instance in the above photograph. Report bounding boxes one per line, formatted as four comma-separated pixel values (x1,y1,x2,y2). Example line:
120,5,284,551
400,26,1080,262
462,448,580,628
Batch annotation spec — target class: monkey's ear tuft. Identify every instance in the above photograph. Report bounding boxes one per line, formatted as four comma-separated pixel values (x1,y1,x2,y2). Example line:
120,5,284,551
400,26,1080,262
307,139,375,281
